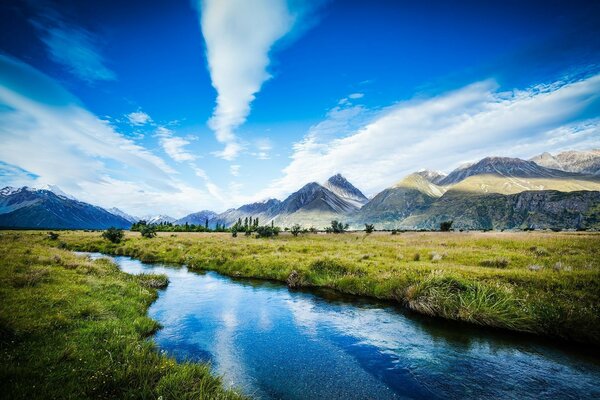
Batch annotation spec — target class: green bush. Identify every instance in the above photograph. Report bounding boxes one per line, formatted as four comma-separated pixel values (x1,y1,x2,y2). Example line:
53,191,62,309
102,227,124,244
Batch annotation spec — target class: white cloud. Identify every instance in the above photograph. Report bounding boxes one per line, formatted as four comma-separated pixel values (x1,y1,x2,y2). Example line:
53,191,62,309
256,74,600,200
154,127,196,162
252,137,273,159
348,92,364,99
198,0,319,160
127,110,152,126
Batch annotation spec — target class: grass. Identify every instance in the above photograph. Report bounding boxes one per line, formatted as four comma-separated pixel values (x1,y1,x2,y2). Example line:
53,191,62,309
0,231,245,399
51,229,600,345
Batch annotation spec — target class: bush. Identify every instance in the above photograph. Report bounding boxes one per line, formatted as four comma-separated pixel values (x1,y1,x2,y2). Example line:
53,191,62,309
440,221,453,232
255,225,280,238
290,224,302,237
365,224,375,234
102,227,124,244
231,229,238,238
140,225,157,238
330,220,349,234
413,253,421,261
47,232,59,240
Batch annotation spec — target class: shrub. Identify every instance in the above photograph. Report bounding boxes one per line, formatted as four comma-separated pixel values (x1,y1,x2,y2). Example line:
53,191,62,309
330,220,349,233
365,224,375,234
290,224,302,237
413,253,421,261
480,257,509,268
255,225,280,238
231,229,238,237
391,229,398,235
440,221,453,232
140,225,157,238
47,232,59,240
429,252,443,262
102,227,124,244
309,227,318,234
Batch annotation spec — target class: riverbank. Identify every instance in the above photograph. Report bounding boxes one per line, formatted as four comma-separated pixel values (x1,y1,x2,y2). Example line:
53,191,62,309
0,232,246,399
53,229,600,345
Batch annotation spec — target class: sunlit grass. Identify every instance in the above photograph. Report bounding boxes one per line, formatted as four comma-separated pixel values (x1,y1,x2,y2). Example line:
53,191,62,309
0,231,246,399
48,229,600,345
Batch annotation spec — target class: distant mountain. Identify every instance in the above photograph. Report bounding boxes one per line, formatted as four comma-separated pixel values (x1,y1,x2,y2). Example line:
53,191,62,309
175,210,218,226
531,149,600,175
107,207,138,223
322,174,368,208
439,156,573,185
0,186,131,229
143,215,176,224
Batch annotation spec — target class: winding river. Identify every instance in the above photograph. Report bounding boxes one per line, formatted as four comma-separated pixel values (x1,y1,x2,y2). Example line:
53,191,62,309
81,252,600,399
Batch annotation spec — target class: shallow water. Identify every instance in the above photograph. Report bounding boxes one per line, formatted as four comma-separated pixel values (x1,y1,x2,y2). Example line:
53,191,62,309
81,252,600,399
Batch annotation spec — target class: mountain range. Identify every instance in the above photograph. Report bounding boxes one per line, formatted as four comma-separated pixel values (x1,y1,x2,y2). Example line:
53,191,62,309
1,149,599,230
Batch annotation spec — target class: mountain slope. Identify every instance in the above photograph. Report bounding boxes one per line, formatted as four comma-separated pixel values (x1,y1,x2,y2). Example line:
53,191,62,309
176,210,218,226
353,173,444,228
531,149,600,175
107,207,138,223
401,190,600,230
322,174,369,208
0,187,131,229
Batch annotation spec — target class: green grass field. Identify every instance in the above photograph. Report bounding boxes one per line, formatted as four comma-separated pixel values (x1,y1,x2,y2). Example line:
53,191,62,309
1,230,599,398
55,229,600,344
0,231,245,399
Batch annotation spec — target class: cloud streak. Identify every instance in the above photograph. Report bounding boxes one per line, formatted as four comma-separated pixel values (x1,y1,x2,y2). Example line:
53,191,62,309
198,0,319,160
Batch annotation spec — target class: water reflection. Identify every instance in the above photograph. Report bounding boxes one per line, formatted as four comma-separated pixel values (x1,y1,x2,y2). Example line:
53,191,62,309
79,253,600,400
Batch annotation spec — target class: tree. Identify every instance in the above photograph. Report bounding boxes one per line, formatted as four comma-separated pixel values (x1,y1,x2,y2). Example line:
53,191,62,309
440,220,453,232
364,224,375,234
205,218,209,230
140,224,157,238
102,227,124,243
231,228,238,238
290,224,302,237
330,220,349,233
256,225,280,238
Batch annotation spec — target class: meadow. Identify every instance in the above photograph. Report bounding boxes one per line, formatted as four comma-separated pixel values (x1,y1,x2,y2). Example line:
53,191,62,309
57,229,600,345
1,230,599,398
0,231,245,399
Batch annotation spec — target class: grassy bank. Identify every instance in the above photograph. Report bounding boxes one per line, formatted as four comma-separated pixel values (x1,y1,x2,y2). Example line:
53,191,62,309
54,229,600,345
0,232,245,399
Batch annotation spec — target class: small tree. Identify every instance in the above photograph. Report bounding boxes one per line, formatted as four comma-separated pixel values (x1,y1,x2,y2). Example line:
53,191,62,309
140,224,157,238
440,220,453,232
102,227,124,243
256,225,280,238
364,224,375,234
290,224,302,237
330,220,349,233
231,228,238,238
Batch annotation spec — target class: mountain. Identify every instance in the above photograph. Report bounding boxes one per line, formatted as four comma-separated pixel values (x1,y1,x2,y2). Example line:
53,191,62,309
531,149,600,175
322,174,368,208
175,210,218,226
415,170,447,185
438,157,574,185
107,207,138,223
0,187,131,229
214,198,282,227
401,190,600,230
143,215,176,224
39,184,77,200
353,173,444,228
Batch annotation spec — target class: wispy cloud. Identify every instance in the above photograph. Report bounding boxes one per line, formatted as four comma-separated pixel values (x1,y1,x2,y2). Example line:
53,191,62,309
256,74,600,199
230,164,241,176
197,0,322,160
0,54,226,217
31,9,115,83
155,127,197,162
127,110,153,126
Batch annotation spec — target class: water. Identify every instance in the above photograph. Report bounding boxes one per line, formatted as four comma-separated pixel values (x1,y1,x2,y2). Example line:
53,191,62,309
80,252,600,399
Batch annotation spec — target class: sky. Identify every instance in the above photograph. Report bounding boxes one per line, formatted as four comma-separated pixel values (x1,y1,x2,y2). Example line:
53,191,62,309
1,0,599,217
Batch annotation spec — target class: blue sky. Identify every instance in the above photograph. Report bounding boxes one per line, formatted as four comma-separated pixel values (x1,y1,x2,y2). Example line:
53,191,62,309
1,0,599,216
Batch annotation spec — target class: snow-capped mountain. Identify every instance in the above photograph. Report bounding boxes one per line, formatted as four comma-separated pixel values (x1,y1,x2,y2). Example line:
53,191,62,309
531,149,600,175
143,215,176,224
107,207,139,223
0,186,131,229
415,170,447,185
175,210,218,226
322,174,369,208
